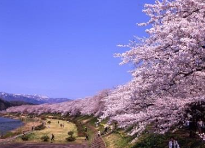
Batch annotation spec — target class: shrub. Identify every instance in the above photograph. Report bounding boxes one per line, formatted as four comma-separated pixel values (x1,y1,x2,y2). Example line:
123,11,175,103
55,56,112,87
66,137,76,142
47,121,51,124
41,135,50,142
35,123,46,130
68,131,74,138
21,135,29,141
21,133,34,141
66,131,76,142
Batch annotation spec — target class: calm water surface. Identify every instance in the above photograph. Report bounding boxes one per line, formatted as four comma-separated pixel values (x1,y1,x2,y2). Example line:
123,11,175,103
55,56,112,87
0,117,23,135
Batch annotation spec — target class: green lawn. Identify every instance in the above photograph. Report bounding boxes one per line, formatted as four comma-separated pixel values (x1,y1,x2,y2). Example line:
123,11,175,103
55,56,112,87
15,118,83,143
104,132,129,148
103,129,133,148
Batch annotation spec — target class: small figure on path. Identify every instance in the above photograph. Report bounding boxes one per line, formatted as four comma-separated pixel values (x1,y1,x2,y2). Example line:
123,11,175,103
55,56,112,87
104,125,108,134
110,125,113,132
169,137,180,148
197,119,204,134
51,133,55,143
97,130,101,137
185,120,190,128
203,134,205,141
85,127,87,132
58,121,59,124
95,122,99,127
85,134,89,141
114,122,117,129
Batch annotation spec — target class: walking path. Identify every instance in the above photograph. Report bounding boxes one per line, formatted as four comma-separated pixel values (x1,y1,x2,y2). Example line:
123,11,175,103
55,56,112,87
90,134,106,148
0,143,88,148
85,123,106,148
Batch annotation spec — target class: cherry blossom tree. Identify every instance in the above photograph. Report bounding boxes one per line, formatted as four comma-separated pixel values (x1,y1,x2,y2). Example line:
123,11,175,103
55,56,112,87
5,89,110,116
103,0,205,137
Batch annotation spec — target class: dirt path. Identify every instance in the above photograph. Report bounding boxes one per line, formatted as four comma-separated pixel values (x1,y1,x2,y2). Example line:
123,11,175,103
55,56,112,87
85,123,106,148
0,143,88,148
90,135,106,148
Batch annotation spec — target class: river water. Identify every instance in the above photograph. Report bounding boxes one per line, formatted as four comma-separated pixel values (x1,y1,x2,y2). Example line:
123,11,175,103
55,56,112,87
0,117,23,136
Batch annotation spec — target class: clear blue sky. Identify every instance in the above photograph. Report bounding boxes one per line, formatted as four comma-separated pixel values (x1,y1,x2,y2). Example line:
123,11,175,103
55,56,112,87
0,0,152,99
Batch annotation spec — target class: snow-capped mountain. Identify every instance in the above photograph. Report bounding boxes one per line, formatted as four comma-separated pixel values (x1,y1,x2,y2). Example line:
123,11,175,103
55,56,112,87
0,92,71,104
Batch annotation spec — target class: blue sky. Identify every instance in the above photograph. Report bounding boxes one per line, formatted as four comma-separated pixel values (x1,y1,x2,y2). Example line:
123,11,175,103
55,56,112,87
0,0,153,98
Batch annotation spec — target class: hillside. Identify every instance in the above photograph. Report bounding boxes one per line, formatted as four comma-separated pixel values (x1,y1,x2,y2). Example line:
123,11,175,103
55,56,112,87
0,98,33,111
0,98,11,111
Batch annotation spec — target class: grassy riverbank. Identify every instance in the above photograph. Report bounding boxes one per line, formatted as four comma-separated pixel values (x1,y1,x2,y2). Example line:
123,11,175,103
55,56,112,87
0,115,41,139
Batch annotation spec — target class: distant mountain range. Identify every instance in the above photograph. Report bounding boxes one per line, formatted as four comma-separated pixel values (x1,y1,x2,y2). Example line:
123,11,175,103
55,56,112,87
0,92,71,105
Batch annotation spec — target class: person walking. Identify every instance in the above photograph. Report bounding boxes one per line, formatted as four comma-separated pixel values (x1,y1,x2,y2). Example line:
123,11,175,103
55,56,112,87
110,125,113,132
51,133,55,143
95,122,99,127
85,134,89,140
197,119,204,134
169,137,180,148
97,130,101,137
104,125,108,134
85,127,87,132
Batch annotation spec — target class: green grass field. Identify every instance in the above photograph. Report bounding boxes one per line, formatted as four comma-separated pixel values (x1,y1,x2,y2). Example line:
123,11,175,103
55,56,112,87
104,133,130,148
15,118,84,143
